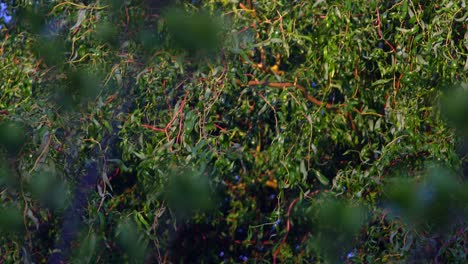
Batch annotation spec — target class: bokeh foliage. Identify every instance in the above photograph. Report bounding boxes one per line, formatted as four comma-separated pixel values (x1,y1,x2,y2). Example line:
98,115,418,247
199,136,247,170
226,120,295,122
0,0,467,263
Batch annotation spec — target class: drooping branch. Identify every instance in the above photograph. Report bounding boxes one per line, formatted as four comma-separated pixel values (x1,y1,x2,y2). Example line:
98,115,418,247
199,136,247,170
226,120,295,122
235,79,336,109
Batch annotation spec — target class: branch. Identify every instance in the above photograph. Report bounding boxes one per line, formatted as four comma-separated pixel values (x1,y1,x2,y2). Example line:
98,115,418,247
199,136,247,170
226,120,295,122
236,79,336,109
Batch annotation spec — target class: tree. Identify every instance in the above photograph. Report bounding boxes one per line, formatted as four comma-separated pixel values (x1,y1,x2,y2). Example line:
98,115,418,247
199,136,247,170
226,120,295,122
0,0,466,262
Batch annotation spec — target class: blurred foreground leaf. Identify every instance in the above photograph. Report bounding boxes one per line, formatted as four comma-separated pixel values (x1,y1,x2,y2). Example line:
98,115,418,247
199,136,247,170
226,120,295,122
0,121,27,157
29,168,69,210
116,218,148,263
440,82,468,134
163,7,224,56
308,195,369,263
164,166,216,218
0,159,17,188
0,204,23,236
384,165,467,233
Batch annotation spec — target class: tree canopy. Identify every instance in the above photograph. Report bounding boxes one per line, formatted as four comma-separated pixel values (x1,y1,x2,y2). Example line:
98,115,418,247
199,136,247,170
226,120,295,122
0,0,467,263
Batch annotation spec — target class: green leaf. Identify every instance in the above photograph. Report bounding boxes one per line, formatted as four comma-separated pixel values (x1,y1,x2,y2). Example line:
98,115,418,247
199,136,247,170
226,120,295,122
371,79,393,87
300,159,308,182
314,170,329,186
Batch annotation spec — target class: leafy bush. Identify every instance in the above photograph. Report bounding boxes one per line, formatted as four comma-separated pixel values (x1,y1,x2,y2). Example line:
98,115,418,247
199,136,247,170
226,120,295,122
0,0,467,263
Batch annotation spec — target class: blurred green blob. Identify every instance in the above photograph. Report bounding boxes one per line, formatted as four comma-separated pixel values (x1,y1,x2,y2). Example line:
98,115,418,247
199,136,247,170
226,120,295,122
15,4,47,34
104,0,127,15
73,232,98,264
139,29,164,52
29,169,69,210
384,165,467,232
0,204,24,236
163,8,223,55
308,195,368,263
94,21,119,47
34,36,66,66
54,68,103,110
440,82,468,134
116,218,148,263
0,121,27,157
164,166,216,218
68,68,102,100
0,160,17,189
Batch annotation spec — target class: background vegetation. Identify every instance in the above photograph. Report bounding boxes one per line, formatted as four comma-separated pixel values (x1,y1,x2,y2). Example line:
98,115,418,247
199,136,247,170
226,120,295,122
0,0,467,263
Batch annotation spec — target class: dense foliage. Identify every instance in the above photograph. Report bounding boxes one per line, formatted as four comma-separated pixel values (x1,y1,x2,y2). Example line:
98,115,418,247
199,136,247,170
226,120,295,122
0,0,467,263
